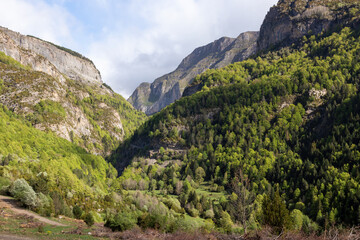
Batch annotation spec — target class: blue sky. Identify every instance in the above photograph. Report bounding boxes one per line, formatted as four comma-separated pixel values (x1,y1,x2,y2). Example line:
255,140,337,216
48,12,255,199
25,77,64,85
0,0,277,98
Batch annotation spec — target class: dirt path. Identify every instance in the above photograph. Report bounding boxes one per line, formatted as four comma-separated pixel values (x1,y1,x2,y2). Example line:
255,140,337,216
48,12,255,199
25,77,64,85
0,195,66,227
0,234,34,240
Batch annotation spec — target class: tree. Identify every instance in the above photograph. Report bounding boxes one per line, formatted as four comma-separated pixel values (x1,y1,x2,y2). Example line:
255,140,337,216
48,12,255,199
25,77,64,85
262,190,292,233
84,212,95,227
219,211,233,233
230,169,254,233
73,205,83,219
195,167,206,184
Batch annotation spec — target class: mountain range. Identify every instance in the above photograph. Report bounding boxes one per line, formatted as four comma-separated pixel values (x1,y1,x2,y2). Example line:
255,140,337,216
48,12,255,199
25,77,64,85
0,0,360,238
129,0,357,115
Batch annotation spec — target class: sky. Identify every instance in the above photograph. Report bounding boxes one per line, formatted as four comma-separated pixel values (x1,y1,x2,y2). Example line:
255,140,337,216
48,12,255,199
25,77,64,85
0,0,277,98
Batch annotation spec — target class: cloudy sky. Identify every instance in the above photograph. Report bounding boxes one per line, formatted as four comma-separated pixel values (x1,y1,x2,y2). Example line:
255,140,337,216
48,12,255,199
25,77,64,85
0,0,277,98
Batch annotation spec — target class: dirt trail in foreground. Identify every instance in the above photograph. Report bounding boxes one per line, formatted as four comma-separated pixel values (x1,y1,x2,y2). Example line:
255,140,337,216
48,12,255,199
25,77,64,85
0,234,34,240
0,195,66,227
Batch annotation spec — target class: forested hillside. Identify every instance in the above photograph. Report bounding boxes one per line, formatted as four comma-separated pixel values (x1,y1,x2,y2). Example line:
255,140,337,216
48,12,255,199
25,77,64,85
111,12,360,233
0,50,146,156
1,0,360,238
0,103,116,215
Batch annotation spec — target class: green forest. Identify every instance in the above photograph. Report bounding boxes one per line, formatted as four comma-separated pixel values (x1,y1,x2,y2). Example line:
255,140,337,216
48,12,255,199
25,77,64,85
111,23,360,233
0,0,360,238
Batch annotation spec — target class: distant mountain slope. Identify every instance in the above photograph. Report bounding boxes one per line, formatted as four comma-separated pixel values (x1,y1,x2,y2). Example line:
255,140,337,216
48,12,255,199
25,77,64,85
130,0,360,116
0,27,146,155
185,0,360,96
111,0,360,228
128,31,258,115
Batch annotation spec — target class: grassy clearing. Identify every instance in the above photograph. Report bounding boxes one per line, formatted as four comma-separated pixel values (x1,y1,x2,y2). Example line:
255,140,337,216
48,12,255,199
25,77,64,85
0,208,105,240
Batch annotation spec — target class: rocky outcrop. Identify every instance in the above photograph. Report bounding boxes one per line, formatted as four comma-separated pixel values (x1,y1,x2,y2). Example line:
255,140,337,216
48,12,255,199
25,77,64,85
0,26,102,84
128,31,259,115
0,26,145,156
258,0,356,51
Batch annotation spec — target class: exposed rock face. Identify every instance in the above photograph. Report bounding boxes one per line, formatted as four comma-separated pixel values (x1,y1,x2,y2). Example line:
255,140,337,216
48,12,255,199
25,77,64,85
129,31,259,115
258,0,355,51
0,26,102,84
0,26,145,156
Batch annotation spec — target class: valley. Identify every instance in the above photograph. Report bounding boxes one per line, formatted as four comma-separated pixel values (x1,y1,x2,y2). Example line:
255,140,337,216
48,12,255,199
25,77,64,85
0,0,360,239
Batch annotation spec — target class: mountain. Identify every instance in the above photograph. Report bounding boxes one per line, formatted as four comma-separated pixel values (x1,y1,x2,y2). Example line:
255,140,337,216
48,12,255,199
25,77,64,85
0,27,146,155
110,0,360,232
258,0,359,51
128,31,258,115
0,26,101,85
130,0,360,116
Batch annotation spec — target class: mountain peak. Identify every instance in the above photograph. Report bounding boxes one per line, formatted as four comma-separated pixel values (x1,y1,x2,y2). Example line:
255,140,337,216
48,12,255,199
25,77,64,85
128,31,258,115
0,26,102,85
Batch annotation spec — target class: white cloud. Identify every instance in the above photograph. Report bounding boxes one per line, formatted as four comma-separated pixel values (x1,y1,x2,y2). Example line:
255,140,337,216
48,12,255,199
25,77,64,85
88,0,277,98
0,0,79,48
0,0,278,99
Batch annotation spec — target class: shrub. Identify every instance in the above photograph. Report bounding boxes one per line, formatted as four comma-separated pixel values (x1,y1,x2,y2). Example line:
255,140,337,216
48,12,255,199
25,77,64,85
84,212,95,227
138,212,169,231
291,209,304,230
105,211,137,231
36,193,52,216
0,177,10,194
163,198,182,213
9,178,37,208
73,205,83,219
218,211,234,233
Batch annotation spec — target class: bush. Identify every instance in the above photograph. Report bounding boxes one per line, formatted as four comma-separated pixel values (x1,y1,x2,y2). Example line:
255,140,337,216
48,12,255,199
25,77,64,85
105,211,137,231
218,211,234,233
36,193,52,216
9,179,37,208
84,212,95,227
0,177,10,194
138,212,169,231
73,205,83,219
290,209,304,230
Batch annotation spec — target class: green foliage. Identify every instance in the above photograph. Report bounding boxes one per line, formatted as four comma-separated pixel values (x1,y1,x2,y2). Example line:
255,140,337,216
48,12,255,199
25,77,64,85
218,211,234,233
105,211,137,231
9,178,37,208
138,212,169,231
262,190,292,232
114,25,360,231
290,209,304,230
0,103,117,217
0,176,10,194
31,99,66,123
84,212,95,226
73,205,83,219
0,51,31,70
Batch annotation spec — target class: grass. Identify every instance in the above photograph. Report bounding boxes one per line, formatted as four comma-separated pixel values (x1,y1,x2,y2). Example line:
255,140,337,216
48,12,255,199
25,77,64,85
0,208,107,239
196,183,227,202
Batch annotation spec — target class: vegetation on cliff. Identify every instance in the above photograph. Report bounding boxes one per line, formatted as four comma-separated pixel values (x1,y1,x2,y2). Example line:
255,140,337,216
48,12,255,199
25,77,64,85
111,23,360,233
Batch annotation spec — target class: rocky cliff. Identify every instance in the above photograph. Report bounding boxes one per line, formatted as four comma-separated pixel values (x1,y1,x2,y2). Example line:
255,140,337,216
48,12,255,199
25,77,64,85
258,0,358,51
130,0,360,115
0,26,102,84
0,26,146,156
128,31,258,115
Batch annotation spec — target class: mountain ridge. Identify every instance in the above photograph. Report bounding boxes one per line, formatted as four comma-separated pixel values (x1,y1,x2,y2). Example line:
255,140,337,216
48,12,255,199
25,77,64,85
0,27,146,155
128,31,258,115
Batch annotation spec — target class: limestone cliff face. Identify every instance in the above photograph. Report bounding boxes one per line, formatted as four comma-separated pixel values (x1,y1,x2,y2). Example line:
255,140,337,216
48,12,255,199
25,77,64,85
0,26,102,84
0,26,145,156
129,31,259,115
258,0,356,51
